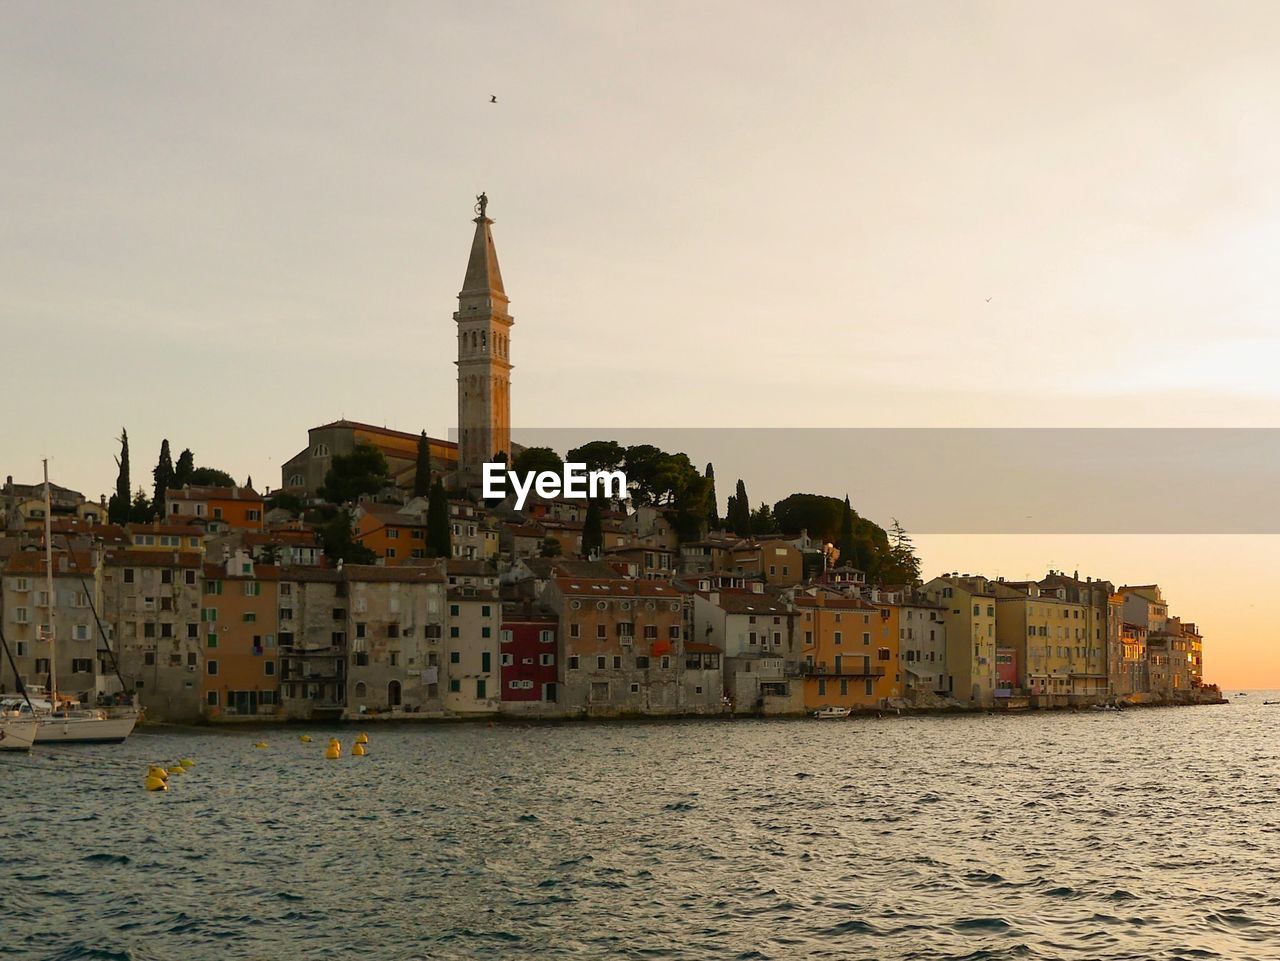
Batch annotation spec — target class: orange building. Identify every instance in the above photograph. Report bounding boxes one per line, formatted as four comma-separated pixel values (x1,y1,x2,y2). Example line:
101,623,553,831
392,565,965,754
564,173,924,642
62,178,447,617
354,505,429,565
200,554,280,719
168,485,265,531
797,593,900,710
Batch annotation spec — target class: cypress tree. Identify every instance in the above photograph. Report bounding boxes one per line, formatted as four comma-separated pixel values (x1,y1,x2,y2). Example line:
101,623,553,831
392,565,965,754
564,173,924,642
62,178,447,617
837,494,857,569
152,439,174,519
732,479,752,537
582,500,603,559
174,448,195,488
705,463,719,529
426,479,451,558
413,431,431,498
108,429,131,524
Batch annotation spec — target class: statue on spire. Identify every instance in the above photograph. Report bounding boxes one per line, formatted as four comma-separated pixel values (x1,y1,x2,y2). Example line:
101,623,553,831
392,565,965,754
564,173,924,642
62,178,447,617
475,192,488,219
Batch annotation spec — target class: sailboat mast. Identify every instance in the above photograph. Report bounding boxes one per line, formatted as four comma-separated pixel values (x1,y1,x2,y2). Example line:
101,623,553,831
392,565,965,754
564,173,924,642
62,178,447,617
43,459,57,711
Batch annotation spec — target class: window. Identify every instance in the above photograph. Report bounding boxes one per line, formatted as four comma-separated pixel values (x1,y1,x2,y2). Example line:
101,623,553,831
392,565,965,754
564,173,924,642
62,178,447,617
204,580,222,595
449,679,460,693
834,631,842,646
265,661,275,676
596,656,606,669
668,626,680,640
123,568,135,584
596,624,606,640
333,608,346,620
540,653,554,666
207,660,218,675
161,569,173,585
187,623,198,639
450,604,459,617
71,658,93,673
476,679,486,699
481,652,491,672
207,634,217,648
612,656,622,669
242,612,256,623
501,653,514,666
539,629,554,643
12,608,28,624
184,570,196,586
450,651,460,664
243,582,261,597
635,655,650,669
568,656,580,669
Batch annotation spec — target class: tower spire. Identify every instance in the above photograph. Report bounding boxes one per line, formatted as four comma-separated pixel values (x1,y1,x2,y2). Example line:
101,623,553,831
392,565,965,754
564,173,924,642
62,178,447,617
454,193,513,484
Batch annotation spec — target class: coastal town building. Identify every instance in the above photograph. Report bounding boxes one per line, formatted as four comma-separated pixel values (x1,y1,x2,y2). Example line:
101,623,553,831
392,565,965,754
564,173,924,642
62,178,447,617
0,547,112,702
167,485,265,532
281,420,458,496
924,574,998,707
444,585,501,713
201,551,280,720
500,603,559,710
691,583,803,714
795,593,896,710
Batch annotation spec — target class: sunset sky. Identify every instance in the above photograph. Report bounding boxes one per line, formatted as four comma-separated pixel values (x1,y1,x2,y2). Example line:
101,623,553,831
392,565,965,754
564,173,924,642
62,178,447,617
5,2,1280,687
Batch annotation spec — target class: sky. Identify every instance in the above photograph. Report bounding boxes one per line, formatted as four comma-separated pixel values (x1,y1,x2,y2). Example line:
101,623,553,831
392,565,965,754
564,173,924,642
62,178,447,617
4,1,1280,686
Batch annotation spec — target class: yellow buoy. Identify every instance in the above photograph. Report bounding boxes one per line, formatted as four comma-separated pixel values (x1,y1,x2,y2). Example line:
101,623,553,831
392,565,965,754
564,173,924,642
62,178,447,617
299,734,312,743
145,775,168,791
352,743,366,756
254,741,268,749
168,765,185,775
355,733,369,745
325,745,341,759
179,758,195,768
148,766,169,780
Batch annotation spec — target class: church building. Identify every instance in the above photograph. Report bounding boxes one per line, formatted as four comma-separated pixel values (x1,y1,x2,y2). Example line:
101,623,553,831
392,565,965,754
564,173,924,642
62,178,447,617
281,195,514,496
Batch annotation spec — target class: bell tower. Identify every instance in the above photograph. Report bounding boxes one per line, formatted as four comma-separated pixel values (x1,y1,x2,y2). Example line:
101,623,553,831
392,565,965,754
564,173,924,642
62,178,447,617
454,192,512,483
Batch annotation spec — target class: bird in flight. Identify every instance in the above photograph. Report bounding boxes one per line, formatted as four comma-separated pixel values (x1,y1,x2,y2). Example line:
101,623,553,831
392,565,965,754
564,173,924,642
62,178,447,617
490,95,497,103
985,297,993,303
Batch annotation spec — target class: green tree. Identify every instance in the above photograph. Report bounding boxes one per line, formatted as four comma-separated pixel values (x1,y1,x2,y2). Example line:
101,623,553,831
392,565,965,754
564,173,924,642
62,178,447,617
152,439,175,519
108,429,131,524
426,479,451,558
705,462,719,529
582,500,603,559
510,446,564,477
567,440,625,473
267,490,304,516
413,431,432,498
750,501,780,535
319,444,391,505
731,479,752,537
320,509,377,565
880,518,923,585
174,448,194,488
540,536,562,558
188,467,237,487
128,486,151,523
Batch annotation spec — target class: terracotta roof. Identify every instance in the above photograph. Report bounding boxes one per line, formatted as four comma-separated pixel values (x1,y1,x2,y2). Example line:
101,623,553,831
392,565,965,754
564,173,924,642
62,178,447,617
4,549,97,576
685,642,723,654
794,595,879,611
552,577,683,598
313,420,458,450
167,486,262,502
699,590,790,615
127,522,204,537
104,549,203,568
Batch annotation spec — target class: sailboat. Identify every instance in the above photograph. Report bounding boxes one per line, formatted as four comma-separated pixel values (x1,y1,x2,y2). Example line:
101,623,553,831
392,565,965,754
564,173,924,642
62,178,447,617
27,460,138,744
0,645,38,752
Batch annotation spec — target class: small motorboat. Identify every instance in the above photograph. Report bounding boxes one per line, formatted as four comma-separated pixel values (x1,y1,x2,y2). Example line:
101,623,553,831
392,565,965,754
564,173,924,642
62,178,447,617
1090,704,1120,712
812,706,852,720
1263,700,1280,706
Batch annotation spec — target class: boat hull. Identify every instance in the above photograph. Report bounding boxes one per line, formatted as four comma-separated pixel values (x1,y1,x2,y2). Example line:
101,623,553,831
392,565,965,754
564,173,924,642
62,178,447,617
0,718,39,752
34,714,138,744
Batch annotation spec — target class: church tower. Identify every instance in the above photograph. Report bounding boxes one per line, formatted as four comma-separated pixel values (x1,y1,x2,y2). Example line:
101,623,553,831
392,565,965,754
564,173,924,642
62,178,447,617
455,193,513,483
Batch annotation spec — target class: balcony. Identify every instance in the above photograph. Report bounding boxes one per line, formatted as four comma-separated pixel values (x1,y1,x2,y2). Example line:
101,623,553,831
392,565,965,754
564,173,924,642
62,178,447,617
803,662,886,678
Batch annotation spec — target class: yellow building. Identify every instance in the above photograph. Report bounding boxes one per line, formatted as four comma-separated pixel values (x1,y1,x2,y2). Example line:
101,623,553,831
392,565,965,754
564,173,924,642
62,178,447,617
796,593,899,710
924,575,997,707
993,580,1093,705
